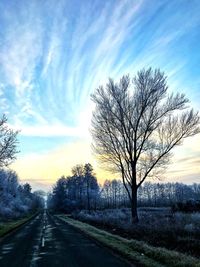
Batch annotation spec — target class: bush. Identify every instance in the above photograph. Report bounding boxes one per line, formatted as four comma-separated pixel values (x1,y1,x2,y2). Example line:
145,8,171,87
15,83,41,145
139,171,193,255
172,200,200,213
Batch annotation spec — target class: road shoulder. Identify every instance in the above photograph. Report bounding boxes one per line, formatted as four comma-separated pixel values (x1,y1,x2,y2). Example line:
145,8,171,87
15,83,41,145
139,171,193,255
0,213,39,242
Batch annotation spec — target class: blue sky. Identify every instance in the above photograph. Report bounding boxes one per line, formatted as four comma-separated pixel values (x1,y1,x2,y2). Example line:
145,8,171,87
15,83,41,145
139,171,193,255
0,0,199,190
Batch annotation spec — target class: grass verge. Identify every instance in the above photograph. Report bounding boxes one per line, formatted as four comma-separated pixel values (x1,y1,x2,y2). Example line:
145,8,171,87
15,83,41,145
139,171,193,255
57,215,200,267
0,213,37,238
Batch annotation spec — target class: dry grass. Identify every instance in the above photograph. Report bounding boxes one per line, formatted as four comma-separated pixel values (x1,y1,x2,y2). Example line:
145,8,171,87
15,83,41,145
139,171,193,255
73,208,200,257
0,213,37,237
57,214,200,267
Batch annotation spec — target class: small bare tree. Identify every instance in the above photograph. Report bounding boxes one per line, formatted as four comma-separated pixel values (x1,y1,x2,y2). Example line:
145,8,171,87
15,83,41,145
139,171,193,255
0,115,19,167
91,68,200,223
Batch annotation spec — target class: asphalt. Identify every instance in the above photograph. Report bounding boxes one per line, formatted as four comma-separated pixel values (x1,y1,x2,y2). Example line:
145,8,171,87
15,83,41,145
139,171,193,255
0,211,132,267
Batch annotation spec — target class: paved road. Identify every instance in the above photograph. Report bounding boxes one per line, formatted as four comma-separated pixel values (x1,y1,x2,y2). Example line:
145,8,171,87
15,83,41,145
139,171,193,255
0,211,131,267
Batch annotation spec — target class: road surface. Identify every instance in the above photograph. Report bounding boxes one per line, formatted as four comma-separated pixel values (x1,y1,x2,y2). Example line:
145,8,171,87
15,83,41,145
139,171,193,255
0,211,131,267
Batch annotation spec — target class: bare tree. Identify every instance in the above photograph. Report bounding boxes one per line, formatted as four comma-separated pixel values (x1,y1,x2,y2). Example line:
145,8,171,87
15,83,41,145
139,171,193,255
0,115,19,167
91,68,200,223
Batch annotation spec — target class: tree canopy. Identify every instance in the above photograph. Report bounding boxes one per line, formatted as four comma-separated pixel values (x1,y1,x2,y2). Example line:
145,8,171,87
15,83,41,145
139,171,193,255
0,115,19,167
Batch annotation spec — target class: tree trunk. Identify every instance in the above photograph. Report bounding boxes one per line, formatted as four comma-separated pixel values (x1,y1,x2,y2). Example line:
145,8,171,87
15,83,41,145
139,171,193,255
131,187,139,223
131,163,139,223
87,181,91,213
87,194,90,213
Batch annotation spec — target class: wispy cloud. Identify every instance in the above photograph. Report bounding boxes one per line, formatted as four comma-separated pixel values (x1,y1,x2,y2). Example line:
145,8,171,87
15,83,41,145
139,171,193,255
166,135,200,183
0,0,199,135
13,124,89,137
0,0,200,187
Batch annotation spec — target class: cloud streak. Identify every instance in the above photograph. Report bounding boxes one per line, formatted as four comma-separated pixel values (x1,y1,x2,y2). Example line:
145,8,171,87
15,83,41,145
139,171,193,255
14,124,89,137
0,0,199,187
0,0,199,136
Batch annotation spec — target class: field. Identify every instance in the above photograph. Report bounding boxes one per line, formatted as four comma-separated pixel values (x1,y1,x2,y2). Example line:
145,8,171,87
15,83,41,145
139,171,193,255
72,208,200,258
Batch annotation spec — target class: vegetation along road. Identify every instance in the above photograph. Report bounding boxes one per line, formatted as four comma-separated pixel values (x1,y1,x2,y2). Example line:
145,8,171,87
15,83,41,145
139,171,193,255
0,210,131,267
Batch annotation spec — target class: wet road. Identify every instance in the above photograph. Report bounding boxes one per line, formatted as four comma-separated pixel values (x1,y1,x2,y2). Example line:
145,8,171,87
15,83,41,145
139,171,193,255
0,211,131,267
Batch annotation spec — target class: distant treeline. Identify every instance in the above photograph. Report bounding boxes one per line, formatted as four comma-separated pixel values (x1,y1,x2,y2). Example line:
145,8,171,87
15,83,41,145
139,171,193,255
0,169,44,219
47,164,200,212
48,163,99,213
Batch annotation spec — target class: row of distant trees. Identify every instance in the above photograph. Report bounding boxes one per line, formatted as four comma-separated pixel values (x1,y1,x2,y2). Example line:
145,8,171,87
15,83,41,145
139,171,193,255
101,180,200,209
48,163,99,213
0,169,44,219
47,163,200,212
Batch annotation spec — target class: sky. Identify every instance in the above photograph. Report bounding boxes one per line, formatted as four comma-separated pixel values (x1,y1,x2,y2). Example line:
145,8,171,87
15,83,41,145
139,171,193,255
0,0,199,191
